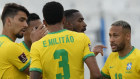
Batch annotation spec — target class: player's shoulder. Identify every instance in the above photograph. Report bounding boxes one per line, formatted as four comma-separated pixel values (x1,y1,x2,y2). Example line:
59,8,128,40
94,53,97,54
132,48,140,63
67,30,88,38
17,42,23,47
31,38,43,48
8,41,23,49
133,47,140,57
68,30,86,35
134,48,140,53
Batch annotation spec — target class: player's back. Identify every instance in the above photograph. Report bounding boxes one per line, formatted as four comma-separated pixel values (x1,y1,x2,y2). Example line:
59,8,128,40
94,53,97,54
30,29,94,79
0,35,29,79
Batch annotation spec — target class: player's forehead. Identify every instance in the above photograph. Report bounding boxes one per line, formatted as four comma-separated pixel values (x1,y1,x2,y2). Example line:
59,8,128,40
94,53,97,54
72,12,84,20
29,20,42,27
109,26,123,34
15,11,28,20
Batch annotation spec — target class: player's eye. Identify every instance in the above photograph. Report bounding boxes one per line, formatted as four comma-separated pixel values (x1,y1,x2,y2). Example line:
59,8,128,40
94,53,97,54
35,26,38,29
19,18,26,22
78,18,84,22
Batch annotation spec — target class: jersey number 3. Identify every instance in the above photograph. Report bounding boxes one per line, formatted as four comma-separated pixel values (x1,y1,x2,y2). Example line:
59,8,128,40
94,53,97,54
54,49,70,79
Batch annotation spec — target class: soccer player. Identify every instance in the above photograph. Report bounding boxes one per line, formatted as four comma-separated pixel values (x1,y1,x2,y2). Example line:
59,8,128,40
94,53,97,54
64,9,106,56
64,9,87,33
18,13,45,79
19,13,45,52
30,1,101,79
101,20,140,79
0,3,30,79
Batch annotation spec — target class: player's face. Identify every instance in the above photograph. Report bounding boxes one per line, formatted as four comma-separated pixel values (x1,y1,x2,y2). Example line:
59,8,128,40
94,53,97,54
10,11,28,38
109,26,126,52
71,12,87,33
24,20,42,42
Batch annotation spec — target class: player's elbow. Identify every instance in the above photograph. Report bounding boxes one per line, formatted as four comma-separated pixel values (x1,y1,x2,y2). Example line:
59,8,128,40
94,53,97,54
90,72,102,79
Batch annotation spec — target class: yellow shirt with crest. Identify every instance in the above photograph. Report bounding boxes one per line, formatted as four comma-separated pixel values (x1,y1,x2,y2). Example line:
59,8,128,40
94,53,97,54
101,47,140,79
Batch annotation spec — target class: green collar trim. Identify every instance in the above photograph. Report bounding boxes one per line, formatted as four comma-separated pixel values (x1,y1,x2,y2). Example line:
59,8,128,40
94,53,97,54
48,29,67,34
30,68,42,73
101,71,111,79
0,35,13,41
83,53,95,61
119,46,135,60
22,41,30,52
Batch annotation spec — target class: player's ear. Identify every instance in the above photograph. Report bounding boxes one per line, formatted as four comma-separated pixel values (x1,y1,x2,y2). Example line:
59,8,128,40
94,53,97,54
5,17,12,27
126,32,131,41
67,22,72,26
62,17,65,25
43,20,48,27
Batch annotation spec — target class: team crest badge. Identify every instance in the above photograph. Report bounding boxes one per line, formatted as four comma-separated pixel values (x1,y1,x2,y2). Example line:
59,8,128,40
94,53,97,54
126,62,132,70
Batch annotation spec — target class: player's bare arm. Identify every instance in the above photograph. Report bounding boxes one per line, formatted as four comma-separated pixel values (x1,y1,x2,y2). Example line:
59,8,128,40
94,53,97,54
23,67,29,75
85,56,102,79
30,71,42,79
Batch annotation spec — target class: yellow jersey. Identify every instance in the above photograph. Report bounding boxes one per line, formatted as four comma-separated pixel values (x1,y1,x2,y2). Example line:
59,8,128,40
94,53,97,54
101,47,140,79
30,29,95,79
0,35,30,79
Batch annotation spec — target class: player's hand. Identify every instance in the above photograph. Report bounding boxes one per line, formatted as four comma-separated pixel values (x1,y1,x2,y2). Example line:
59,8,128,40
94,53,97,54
30,24,48,43
93,45,107,56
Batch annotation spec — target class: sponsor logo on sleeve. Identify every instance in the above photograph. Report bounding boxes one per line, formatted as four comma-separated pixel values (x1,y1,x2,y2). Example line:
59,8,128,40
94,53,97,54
18,53,27,63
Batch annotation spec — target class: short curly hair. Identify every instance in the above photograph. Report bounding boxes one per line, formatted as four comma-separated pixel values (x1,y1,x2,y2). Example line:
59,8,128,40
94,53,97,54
43,1,64,25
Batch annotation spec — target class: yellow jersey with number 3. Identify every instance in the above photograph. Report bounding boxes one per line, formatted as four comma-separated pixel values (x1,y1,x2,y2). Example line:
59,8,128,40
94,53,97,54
30,29,95,79
0,35,30,79
101,47,140,79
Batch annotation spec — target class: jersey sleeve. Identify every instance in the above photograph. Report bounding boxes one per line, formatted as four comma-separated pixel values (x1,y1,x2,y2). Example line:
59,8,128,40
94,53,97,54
7,43,30,72
83,34,95,61
101,54,111,78
29,43,42,73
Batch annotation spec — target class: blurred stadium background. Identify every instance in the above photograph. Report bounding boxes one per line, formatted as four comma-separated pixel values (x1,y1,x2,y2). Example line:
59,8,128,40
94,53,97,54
0,0,140,78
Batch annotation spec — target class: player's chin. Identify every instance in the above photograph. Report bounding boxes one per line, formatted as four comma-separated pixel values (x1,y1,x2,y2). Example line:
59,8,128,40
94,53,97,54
112,49,118,52
81,28,86,32
81,31,85,33
16,33,23,38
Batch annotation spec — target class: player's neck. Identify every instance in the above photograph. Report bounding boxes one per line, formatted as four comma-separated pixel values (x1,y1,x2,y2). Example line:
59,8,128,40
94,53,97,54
2,27,16,42
24,40,31,50
118,45,133,57
47,23,64,33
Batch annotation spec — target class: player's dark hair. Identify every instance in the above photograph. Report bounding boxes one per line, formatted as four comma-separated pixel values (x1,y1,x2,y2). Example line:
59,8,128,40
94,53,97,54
42,1,64,25
27,13,40,25
64,9,79,19
1,3,29,25
111,20,131,33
